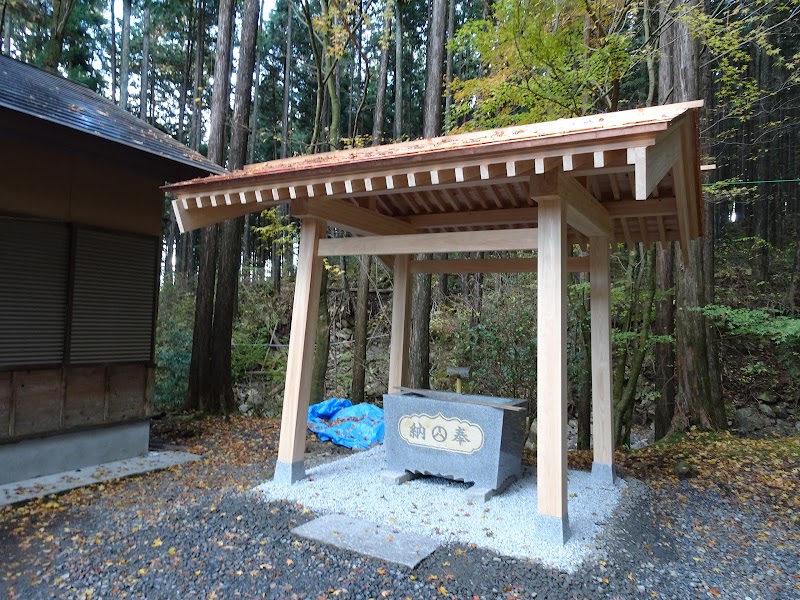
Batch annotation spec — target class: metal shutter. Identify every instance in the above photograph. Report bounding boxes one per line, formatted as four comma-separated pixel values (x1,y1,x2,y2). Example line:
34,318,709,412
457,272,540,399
0,218,69,368
69,229,157,364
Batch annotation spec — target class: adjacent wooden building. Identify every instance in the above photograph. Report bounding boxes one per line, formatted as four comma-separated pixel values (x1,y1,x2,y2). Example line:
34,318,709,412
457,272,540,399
165,101,705,543
0,56,223,484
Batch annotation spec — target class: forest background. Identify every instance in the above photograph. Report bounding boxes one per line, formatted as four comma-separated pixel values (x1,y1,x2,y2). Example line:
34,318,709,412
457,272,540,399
2,0,799,449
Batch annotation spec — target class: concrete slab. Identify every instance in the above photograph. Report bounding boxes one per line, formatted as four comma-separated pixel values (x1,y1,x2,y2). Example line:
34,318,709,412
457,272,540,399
0,421,151,485
291,513,439,568
0,451,200,506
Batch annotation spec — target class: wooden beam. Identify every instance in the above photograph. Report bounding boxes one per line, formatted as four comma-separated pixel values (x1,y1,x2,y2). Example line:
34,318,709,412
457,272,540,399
317,228,538,256
590,236,614,481
604,198,676,218
410,256,589,274
405,207,537,229
671,144,693,263
275,218,325,484
290,198,417,236
388,255,412,391
174,197,283,233
530,171,611,237
627,120,685,200
536,195,569,536
560,173,612,237
403,199,677,231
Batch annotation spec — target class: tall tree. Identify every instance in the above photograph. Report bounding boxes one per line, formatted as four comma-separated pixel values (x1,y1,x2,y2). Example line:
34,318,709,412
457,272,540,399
351,255,371,403
188,0,205,151
42,0,77,70
281,1,292,158
139,4,150,120
443,0,456,128
110,0,117,99
120,0,131,109
371,0,392,145
185,0,235,412
208,0,260,414
272,1,293,294
653,0,677,440
408,0,447,389
393,0,402,140
662,0,725,431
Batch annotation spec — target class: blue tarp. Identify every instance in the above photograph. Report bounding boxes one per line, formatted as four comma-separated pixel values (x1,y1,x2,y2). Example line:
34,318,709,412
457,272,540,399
308,398,385,450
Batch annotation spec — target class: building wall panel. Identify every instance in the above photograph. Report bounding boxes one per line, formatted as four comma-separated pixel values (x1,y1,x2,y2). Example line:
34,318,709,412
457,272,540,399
63,366,106,429
0,219,69,368
107,364,147,422
0,372,11,439
0,139,163,236
12,369,62,437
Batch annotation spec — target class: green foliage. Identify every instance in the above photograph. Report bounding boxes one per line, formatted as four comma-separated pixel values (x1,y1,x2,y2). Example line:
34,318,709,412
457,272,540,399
230,281,290,381
153,285,196,410
701,304,800,345
448,0,635,131
430,272,538,403
682,0,800,127
252,207,297,251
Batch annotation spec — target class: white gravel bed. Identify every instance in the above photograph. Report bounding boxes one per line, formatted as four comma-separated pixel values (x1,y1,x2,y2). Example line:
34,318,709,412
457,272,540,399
255,446,624,572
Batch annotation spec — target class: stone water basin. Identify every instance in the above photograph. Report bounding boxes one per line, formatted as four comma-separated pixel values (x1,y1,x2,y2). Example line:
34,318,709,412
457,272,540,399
382,390,527,501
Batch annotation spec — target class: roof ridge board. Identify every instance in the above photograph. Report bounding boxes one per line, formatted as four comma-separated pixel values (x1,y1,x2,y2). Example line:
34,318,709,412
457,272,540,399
165,123,672,197
240,102,701,175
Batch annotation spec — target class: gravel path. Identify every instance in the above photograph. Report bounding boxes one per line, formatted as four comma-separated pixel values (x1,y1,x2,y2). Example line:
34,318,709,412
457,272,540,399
257,446,624,572
1,418,798,599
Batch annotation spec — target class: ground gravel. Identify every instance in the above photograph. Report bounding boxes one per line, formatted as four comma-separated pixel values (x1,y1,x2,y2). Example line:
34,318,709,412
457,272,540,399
1,420,798,599
256,446,624,572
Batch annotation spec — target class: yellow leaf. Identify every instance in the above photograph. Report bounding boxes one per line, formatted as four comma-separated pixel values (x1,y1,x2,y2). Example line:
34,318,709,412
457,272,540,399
438,585,448,596
137,568,148,576
151,538,163,548
167,547,177,556
377,568,387,575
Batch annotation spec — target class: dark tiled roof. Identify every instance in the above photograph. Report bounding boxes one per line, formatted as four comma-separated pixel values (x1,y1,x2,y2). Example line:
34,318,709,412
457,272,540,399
0,55,225,176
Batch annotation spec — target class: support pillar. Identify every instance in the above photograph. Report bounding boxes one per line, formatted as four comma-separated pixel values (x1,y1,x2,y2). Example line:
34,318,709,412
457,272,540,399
590,236,615,484
536,196,570,544
388,255,411,392
274,218,325,485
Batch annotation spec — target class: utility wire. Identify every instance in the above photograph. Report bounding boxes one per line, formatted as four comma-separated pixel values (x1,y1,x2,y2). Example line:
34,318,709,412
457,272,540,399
703,178,800,187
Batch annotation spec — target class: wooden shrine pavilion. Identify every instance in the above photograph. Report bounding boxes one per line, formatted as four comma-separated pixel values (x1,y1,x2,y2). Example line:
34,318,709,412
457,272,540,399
165,101,704,543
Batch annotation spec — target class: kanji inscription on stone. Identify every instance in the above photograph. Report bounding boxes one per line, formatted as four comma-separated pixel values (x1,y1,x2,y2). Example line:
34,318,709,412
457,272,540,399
397,413,484,454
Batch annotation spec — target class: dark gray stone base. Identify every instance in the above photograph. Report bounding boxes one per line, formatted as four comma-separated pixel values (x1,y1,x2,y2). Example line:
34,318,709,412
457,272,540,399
0,421,150,485
467,473,519,503
292,514,439,568
274,460,306,485
536,513,571,545
382,470,419,485
591,462,617,487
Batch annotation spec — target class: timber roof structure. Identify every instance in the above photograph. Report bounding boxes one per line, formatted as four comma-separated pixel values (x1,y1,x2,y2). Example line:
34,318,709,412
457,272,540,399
0,55,224,177
165,101,704,250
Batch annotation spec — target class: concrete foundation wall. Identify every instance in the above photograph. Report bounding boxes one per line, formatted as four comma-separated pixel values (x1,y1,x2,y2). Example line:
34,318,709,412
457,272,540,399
0,420,150,485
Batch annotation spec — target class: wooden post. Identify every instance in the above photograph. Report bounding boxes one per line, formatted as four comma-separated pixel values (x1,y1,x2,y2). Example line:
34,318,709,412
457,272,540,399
388,255,411,392
590,236,615,484
274,217,325,485
536,195,570,543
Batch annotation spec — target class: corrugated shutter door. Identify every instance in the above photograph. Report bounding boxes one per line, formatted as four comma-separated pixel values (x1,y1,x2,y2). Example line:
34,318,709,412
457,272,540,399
69,229,157,364
0,219,69,367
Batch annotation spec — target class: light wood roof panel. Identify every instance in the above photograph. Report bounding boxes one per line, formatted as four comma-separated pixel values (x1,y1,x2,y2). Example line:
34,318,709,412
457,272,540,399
166,102,705,247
